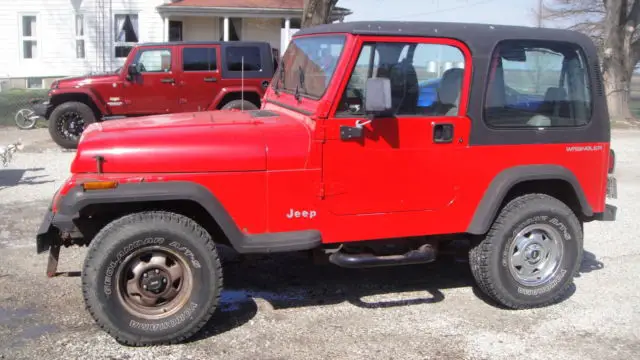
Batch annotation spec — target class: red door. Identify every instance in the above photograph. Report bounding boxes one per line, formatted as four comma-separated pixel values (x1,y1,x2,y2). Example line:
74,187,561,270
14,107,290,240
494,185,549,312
124,46,180,115
177,44,222,112
322,36,472,217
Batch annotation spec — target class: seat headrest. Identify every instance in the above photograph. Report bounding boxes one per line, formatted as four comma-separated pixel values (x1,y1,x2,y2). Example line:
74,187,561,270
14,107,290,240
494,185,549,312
437,68,464,105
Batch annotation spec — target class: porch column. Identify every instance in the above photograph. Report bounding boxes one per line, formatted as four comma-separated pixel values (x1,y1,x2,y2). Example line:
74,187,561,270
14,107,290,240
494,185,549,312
284,18,291,48
223,17,229,41
163,16,169,42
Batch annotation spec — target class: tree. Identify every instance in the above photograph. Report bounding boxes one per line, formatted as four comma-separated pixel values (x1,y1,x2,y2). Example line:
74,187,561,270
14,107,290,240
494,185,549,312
541,0,640,120
302,0,339,28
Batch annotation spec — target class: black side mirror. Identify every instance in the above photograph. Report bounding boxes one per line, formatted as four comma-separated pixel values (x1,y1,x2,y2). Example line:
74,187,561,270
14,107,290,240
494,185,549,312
128,64,140,76
364,77,392,116
127,64,140,80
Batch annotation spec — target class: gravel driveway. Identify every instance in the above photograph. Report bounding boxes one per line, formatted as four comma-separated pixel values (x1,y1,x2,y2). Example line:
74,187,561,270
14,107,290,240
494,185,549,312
0,128,638,360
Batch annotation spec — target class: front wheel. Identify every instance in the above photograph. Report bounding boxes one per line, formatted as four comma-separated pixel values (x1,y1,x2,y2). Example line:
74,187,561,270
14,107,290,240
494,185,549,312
469,193,583,309
82,211,223,346
48,101,97,149
221,99,258,111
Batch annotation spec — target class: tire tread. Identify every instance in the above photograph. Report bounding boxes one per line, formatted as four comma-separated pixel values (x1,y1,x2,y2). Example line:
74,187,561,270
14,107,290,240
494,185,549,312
469,193,583,309
82,211,223,346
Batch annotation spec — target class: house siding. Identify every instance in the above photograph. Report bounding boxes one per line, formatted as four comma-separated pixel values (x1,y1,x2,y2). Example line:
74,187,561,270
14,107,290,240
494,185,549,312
0,0,166,82
242,18,282,51
0,1,291,87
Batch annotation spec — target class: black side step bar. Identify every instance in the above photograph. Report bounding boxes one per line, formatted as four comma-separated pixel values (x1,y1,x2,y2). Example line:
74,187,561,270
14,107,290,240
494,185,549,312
329,245,436,268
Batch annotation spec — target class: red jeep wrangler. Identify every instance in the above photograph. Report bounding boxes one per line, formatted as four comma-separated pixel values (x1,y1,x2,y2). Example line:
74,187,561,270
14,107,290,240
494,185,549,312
33,41,275,149
36,21,617,346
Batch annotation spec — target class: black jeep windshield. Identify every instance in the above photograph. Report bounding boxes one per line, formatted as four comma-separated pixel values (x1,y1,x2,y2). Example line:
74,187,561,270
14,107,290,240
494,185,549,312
277,35,346,99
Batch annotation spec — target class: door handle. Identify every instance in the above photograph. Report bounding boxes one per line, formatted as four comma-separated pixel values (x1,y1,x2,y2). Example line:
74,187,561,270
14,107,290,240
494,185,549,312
204,77,217,82
161,78,175,84
433,123,454,143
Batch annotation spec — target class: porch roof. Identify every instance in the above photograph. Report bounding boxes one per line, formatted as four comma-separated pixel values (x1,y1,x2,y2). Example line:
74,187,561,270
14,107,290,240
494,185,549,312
157,0,351,19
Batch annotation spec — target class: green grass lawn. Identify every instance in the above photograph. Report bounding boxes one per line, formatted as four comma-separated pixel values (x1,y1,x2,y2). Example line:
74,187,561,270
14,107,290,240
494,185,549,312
0,88,48,127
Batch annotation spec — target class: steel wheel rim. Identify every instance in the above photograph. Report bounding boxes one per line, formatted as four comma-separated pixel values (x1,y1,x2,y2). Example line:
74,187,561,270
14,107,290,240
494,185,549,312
116,246,194,320
507,223,564,287
57,111,85,140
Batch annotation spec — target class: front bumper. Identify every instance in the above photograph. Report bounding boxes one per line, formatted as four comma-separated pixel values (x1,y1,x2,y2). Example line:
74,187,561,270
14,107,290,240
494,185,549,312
35,207,74,254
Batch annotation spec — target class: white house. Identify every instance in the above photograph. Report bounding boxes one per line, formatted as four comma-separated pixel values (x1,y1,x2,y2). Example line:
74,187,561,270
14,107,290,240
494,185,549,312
0,0,350,90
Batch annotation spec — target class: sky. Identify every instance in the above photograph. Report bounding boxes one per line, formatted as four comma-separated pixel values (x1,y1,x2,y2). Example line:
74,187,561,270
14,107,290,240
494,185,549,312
338,0,543,28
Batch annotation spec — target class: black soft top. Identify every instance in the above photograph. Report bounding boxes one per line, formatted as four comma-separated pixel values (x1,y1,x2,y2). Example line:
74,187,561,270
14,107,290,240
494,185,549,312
295,21,595,54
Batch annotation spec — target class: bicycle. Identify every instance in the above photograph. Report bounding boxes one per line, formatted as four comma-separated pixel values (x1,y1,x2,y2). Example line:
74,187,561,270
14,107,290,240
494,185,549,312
14,98,45,130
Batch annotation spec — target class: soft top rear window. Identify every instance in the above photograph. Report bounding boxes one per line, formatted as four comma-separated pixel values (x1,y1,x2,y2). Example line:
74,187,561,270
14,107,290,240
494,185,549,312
484,39,592,129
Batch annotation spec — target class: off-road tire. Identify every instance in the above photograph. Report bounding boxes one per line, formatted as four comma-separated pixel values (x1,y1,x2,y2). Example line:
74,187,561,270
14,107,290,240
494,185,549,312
469,193,583,309
48,101,96,149
221,99,258,111
82,211,223,346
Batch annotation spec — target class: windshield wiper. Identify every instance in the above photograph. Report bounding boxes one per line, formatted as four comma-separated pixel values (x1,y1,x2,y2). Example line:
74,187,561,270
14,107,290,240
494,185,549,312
295,66,305,102
275,63,285,95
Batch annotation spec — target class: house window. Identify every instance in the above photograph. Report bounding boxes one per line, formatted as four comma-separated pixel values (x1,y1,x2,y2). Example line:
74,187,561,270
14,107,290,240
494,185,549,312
26,77,43,89
75,14,85,59
115,14,139,58
219,18,242,41
20,14,38,59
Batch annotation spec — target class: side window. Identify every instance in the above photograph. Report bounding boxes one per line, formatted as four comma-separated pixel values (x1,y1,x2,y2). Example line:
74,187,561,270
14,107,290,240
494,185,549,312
135,49,171,73
226,46,262,71
183,47,217,71
336,41,466,117
484,40,592,128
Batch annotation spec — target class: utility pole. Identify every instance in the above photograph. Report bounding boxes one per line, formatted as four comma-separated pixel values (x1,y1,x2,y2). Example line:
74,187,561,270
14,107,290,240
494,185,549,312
537,0,544,28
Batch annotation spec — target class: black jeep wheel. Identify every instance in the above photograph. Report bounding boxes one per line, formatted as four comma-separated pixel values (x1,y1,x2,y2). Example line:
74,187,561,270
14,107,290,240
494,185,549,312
48,101,96,149
82,211,223,346
469,193,583,309
221,99,258,111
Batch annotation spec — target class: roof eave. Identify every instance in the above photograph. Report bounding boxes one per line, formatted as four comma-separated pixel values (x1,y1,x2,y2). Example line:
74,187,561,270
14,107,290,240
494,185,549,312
157,5,302,17
156,5,352,20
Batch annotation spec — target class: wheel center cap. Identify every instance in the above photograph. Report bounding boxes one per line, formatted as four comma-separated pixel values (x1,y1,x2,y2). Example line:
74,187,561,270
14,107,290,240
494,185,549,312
525,244,544,264
141,271,168,294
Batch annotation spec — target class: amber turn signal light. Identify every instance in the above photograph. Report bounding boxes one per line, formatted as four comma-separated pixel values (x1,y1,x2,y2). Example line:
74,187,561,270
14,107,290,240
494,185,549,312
82,180,118,191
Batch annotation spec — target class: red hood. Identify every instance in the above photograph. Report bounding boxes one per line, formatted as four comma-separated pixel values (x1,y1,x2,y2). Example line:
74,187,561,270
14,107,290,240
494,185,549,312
54,73,119,89
71,110,314,173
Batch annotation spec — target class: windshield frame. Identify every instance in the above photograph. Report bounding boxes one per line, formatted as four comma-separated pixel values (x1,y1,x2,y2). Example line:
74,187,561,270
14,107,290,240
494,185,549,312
272,33,348,101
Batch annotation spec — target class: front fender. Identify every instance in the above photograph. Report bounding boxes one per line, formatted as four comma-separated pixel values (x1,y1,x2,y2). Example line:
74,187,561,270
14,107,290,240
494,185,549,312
37,181,320,255
49,88,108,116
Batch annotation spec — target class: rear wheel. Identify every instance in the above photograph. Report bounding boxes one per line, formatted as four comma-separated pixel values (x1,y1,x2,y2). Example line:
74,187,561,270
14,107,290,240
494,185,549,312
221,99,258,111
82,211,223,346
48,101,96,149
469,193,583,309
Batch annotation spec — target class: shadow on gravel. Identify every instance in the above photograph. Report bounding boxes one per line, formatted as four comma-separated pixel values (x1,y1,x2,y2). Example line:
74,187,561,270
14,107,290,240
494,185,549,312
578,250,605,275
188,251,472,342
0,167,52,188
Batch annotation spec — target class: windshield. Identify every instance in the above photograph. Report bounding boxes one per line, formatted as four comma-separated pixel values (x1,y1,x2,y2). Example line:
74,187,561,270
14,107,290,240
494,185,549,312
276,35,346,99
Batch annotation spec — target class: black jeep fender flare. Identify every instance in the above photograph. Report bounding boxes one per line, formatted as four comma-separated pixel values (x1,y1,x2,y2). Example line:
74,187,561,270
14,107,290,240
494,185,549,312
466,164,593,235
45,181,320,254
